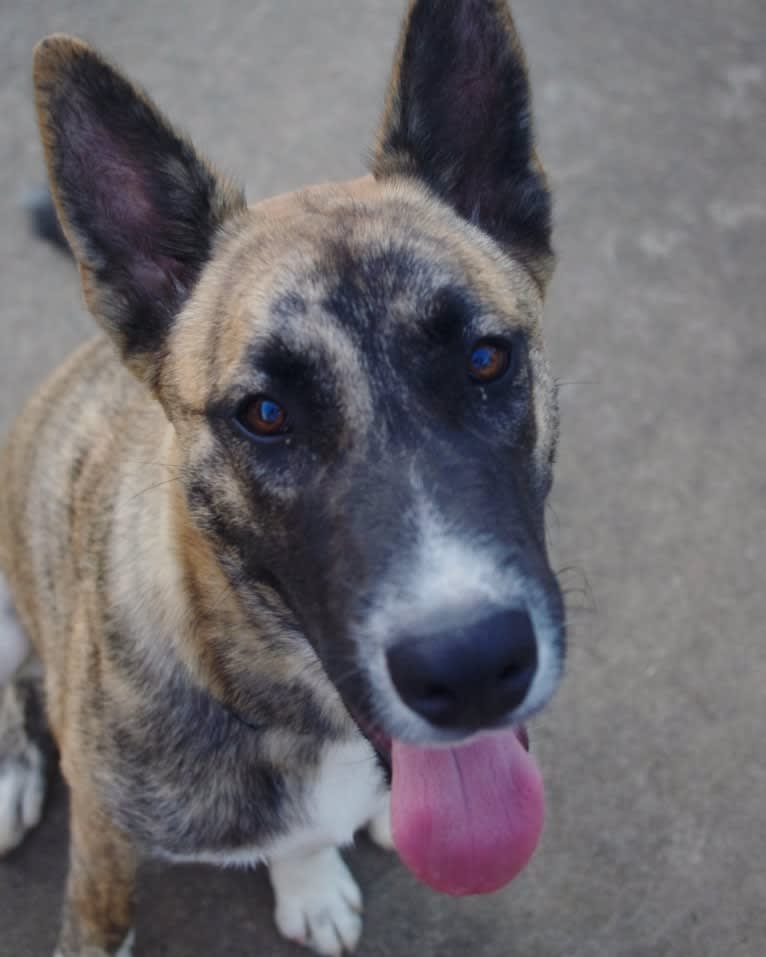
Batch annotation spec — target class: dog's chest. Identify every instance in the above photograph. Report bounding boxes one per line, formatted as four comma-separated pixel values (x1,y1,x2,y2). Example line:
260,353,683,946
266,737,389,861
165,737,388,868
107,682,388,866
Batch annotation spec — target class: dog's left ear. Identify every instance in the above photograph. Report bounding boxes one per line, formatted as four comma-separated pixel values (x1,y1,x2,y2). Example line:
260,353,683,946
373,0,553,288
33,35,246,390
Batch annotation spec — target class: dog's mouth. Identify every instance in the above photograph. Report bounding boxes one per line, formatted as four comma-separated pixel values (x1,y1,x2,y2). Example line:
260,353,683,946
356,714,543,896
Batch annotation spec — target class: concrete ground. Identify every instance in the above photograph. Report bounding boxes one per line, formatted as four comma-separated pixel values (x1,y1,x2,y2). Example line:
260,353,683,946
1,0,764,955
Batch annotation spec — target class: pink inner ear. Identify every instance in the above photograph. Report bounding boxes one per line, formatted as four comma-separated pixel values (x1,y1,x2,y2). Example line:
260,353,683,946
63,112,190,297
65,110,162,258
446,4,506,146
392,0,545,244
455,0,500,74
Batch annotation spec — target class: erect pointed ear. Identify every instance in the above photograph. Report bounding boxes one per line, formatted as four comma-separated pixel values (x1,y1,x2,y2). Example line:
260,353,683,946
372,0,553,288
33,35,246,388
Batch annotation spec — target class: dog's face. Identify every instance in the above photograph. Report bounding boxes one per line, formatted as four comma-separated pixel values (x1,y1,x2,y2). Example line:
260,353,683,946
166,184,564,748
35,0,564,751
159,180,565,751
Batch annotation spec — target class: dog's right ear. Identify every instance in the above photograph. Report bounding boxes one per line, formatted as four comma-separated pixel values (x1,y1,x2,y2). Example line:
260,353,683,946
33,36,246,389
373,0,553,289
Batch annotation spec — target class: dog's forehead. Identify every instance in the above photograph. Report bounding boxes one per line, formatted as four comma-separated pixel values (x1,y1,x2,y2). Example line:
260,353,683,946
246,176,539,319
173,177,543,405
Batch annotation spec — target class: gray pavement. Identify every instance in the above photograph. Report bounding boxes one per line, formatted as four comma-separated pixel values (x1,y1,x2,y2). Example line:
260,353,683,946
1,1,765,955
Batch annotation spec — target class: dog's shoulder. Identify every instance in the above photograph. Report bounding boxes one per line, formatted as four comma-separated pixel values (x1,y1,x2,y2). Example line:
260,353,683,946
0,335,150,646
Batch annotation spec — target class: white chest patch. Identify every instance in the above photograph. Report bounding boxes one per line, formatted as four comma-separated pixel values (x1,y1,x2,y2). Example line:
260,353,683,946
267,737,388,862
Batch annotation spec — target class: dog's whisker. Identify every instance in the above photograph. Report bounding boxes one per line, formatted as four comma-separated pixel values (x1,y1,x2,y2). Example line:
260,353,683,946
545,503,562,540
129,475,183,501
135,460,184,472
554,378,601,388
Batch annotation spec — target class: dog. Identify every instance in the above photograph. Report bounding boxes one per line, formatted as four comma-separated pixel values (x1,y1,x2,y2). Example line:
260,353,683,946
0,1,565,954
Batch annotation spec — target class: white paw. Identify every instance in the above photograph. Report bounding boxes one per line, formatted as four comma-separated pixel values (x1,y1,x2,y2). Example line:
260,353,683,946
0,743,45,854
270,847,363,956
367,793,394,851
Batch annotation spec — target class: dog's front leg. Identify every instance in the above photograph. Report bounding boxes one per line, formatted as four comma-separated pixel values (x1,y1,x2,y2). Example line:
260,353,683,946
269,846,363,957
55,787,138,957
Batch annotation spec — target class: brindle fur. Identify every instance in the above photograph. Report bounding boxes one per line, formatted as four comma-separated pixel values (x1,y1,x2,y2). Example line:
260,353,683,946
0,2,564,955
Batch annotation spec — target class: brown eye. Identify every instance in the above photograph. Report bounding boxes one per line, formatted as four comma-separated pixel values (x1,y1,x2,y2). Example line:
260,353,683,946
238,395,289,438
468,340,511,383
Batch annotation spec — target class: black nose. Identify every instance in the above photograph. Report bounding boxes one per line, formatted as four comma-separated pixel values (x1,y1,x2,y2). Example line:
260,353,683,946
386,608,537,730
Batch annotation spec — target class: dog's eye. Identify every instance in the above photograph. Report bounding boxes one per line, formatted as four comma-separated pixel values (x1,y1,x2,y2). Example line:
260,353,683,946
237,395,289,438
468,340,511,383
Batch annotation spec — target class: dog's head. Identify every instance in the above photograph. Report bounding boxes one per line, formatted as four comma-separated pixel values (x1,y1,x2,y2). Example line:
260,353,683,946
35,0,565,893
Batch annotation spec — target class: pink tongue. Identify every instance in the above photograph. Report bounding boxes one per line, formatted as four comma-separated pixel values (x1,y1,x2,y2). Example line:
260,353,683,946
391,730,544,896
